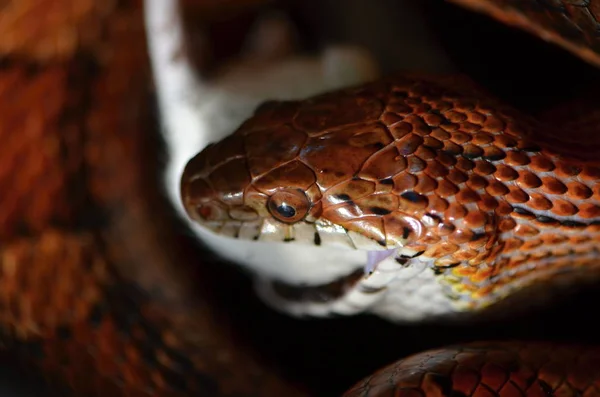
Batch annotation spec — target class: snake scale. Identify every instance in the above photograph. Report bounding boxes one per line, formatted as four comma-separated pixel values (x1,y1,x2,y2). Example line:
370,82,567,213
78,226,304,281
3,0,600,396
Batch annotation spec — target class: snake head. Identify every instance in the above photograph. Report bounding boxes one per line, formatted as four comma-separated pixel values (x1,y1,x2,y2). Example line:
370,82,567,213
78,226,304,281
180,90,435,260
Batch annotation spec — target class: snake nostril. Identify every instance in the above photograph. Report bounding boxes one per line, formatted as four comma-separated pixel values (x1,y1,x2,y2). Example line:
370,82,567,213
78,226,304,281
195,203,225,222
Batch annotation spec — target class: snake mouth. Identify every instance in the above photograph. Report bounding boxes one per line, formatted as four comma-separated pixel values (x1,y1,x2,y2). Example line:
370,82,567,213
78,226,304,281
269,268,366,303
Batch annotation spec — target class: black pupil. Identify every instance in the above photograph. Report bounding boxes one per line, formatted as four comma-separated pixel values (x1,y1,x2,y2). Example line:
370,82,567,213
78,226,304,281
276,203,296,218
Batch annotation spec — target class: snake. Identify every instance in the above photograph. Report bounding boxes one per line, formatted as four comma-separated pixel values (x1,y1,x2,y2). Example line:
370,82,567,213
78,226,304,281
3,0,600,396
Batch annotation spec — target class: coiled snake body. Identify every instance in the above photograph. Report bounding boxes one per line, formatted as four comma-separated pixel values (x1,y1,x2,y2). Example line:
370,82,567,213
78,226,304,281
4,0,600,396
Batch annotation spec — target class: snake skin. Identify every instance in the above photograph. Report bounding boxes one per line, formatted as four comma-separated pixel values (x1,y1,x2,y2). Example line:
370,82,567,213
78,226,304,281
3,0,600,396
182,73,600,311
344,342,600,397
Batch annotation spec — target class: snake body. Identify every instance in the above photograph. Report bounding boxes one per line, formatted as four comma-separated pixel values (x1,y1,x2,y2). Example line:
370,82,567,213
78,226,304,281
4,0,600,396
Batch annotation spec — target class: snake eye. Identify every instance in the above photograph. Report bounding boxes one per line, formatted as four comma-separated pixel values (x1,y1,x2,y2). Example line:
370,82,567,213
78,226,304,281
267,189,310,224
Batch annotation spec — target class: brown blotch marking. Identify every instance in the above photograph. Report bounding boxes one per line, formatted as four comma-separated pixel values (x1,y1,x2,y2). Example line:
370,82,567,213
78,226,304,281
324,179,375,204
355,194,398,215
399,191,429,210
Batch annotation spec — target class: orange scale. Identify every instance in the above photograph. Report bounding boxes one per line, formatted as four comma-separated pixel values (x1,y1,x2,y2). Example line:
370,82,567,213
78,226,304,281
467,174,489,190
447,202,468,220
464,211,487,228
513,223,540,237
389,121,413,139
494,164,519,182
460,122,482,133
430,127,451,140
477,194,499,212
456,187,481,204
454,249,479,261
414,174,438,194
423,113,444,127
428,195,450,213
503,238,524,252
505,150,531,166
472,132,494,145
581,165,600,181
506,187,530,204
550,199,578,217
448,168,469,185
474,160,497,176
578,203,600,218
392,173,417,193
495,201,514,216
448,229,474,244
555,161,582,178
498,218,517,232
541,177,567,195
380,111,403,126
529,155,556,172
395,133,423,156
566,181,593,200
445,110,468,123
